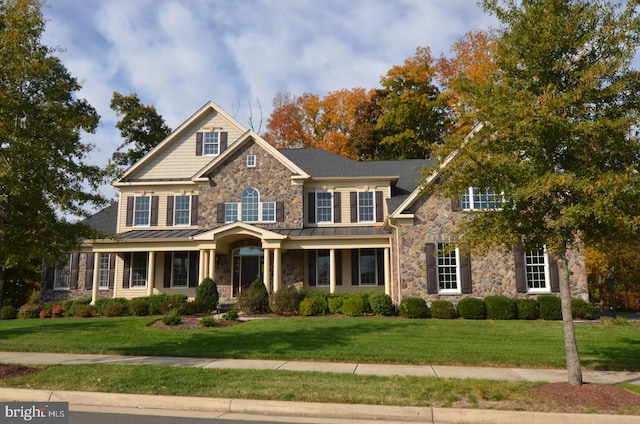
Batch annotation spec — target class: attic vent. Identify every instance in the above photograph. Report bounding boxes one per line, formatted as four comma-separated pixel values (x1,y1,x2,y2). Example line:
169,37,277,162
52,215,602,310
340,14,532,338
247,155,256,168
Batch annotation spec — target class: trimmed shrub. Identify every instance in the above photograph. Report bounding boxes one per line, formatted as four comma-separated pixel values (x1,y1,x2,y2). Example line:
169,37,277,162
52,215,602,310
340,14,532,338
129,298,150,316
73,305,96,318
538,295,562,320
431,300,456,319
237,277,270,314
572,298,594,320
457,297,486,320
270,285,299,315
484,295,516,320
299,295,327,316
328,294,346,314
196,278,219,312
18,303,41,319
200,316,217,327
341,294,367,317
67,298,92,317
145,294,170,315
183,300,207,315
221,309,239,321
516,298,538,320
399,297,428,319
104,303,128,317
0,305,17,320
368,292,394,316
162,310,182,325
94,298,128,316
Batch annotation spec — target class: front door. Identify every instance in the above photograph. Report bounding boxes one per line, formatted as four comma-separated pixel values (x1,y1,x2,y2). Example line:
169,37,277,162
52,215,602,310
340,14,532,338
232,247,263,297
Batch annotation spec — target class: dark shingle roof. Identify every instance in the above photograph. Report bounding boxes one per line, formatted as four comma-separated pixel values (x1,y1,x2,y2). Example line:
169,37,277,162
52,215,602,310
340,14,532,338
82,203,118,236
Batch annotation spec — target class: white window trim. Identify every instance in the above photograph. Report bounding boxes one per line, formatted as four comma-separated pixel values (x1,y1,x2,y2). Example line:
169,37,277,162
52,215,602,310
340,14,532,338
247,155,256,168
358,249,378,286
171,252,190,288
357,191,375,223
461,187,504,211
437,243,462,295
525,247,551,294
226,202,277,223
173,195,192,226
98,253,110,290
54,254,71,290
315,250,330,287
133,196,151,227
203,131,220,156
130,252,148,289
316,192,334,223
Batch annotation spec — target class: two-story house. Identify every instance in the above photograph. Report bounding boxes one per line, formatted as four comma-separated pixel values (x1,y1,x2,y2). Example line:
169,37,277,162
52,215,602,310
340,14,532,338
41,101,587,306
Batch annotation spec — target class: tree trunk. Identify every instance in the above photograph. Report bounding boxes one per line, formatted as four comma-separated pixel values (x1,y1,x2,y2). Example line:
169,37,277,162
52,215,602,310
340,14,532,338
556,241,583,386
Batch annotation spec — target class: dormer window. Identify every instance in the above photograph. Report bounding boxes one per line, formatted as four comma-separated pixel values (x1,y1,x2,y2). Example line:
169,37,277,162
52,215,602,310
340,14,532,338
203,131,219,155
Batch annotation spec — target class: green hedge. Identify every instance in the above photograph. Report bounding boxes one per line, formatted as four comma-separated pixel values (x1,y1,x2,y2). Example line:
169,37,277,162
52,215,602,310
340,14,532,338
328,294,346,314
368,292,393,316
538,295,562,320
571,298,594,319
399,297,428,319
341,294,367,317
515,298,538,320
430,300,456,319
270,285,300,315
484,295,516,320
299,295,328,316
457,297,486,320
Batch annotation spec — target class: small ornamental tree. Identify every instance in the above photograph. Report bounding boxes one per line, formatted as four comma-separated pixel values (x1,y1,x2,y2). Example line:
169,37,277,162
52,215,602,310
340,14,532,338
196,278,219,313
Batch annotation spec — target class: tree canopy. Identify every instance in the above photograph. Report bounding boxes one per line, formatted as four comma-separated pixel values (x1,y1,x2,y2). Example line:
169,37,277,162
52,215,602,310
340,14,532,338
433,0,640,385
0,0,107,304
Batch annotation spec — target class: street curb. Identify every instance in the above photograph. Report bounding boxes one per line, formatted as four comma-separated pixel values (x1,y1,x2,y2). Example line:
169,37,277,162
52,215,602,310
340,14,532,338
0,388,638,423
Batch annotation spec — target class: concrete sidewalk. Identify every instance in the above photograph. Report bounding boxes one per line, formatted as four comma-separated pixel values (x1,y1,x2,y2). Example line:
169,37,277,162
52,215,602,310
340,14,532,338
1,351,639,423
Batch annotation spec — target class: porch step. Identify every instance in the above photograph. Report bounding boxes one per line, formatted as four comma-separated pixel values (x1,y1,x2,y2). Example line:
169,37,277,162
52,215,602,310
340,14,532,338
217,301,237,314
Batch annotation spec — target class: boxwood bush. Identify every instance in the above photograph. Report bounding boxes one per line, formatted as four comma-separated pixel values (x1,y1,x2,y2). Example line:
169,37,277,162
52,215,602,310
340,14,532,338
430,300,456,319
515,298,538,320
0,305,17,320
457,297,486,320
368,292,393,316
299,294,328,316
484,295,516,320
399,297,428,319
128,298,150,316
328,294,346,314
270,285,300,315
538,295,562,320
571,298,594,320
341,294,367,317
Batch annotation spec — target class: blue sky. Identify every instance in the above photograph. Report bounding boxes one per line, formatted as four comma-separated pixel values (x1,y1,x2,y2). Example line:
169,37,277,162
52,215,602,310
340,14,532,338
41,1,497,203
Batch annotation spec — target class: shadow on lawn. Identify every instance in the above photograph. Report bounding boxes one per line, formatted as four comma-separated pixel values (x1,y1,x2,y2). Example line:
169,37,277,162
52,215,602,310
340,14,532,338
580,336,640,372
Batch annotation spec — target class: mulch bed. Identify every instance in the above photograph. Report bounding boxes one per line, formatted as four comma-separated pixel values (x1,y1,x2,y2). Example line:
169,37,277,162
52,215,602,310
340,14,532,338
530,382,640,414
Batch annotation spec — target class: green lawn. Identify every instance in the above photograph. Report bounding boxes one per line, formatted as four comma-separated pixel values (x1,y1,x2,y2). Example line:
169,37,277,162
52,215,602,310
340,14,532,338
0,316,638,370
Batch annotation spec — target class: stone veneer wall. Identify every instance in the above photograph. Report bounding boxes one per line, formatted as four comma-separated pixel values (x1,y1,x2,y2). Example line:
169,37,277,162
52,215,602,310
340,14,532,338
41,254,114,303
394,193,588,303
199,141,304,230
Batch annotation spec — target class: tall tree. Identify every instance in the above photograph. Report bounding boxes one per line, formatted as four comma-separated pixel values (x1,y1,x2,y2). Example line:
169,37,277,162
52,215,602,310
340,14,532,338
108,91,172,176
0,0,107,304
433,0,640,386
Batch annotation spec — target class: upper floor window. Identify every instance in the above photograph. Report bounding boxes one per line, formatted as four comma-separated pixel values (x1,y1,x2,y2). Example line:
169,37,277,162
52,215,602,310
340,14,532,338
358,192,375,222
247,155,256,167
134,196,151,226
461,187,503,210
316,192,333,223
203,131,219,155
221,188,280,224
241,188,259,222
54,254,71,290
174,195,191,226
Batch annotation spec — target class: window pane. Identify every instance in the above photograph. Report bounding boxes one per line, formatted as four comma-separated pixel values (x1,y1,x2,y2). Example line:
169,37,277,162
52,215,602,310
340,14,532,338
358,192,374,222
316,192,333,223
174,195,191,225
262,202,275,222
203,132,219,155
131,252,148,288
54,254,71,289
225,203,238,222
525,249,547,290
317,250,330,286
437,242,458,291
98,253,110,288
134,196,150,226
241,188,259,221
172,252,189,287
359,249,377,285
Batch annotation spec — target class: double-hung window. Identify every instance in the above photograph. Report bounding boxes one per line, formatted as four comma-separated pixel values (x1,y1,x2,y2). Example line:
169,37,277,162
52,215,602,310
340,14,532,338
225,203,238,223
171,252,189,288
461,187,502,210
437,242,460,294
316,192,333,223
315,250,331,287
98,253,110,289
359,249,378,286
54,254,71,290
358,192,374,222
134,196,151,226
174,195,191,226
203,131,219,155
525,248,550,293
131,252,148,288
224,188,276,223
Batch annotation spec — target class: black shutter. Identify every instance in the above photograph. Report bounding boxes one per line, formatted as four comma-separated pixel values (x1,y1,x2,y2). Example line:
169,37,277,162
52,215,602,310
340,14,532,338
377,249,384,286
426,243,438,294
189,252,199,287
150,196,159,226
166,196,174,226
85,253,95,290
375,191,384,222
108,254,115,289
217,203,226,223
548,253,560,292
351,249,359,285
122,253,131,289
191,195,199,225
44,265,55,290
333,192,341,223
350,192,358,223
460,251,472,294
308,251,316,286
514,248,527,293
308,192,316,224
195,132,203,156
126,196,134,227
335,250,342,285
220,132,228,153
164,253,172,288
69,253,80,290
276,202,284,222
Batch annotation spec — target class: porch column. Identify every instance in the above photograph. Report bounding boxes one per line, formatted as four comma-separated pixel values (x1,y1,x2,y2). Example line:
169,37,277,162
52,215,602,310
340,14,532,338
147,251,155,296
273,248,282,293
329,248,336,294
384,247,391,296
91,252,99,305
263,248,272,294
208,249,215,281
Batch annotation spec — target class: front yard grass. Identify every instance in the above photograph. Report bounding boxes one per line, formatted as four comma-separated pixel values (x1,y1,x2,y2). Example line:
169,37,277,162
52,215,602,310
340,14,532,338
0,316,638,370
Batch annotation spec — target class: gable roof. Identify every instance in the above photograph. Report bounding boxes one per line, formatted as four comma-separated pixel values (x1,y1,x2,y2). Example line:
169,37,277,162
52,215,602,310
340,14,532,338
82,203,118,236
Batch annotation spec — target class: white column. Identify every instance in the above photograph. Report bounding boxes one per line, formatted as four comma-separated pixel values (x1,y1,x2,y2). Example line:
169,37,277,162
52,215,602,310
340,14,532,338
147,251,155,296
208,249,216,281
198,250,206,283
273,248,282,293
263,248,272,294
91,252,99,305
329,249,336,294
384,247,391,296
